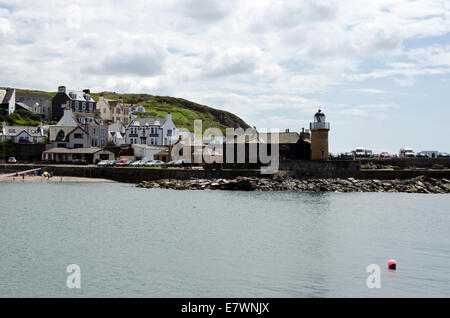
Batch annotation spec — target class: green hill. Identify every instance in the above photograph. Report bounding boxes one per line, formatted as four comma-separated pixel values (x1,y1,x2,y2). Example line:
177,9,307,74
11,88,251,132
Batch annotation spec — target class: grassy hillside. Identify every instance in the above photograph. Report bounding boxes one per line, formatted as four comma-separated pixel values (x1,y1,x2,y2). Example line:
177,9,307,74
10,88,250,132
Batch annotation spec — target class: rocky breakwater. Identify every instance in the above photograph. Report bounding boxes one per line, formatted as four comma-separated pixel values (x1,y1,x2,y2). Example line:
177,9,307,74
137,175,450,194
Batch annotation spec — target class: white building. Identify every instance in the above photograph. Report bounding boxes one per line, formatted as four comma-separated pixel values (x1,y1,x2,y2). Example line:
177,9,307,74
1,121,47,143
124,113,176,146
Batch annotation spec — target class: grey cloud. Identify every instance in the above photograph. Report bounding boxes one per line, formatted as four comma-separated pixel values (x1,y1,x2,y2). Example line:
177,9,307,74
90,49,167,77
178,0,235,23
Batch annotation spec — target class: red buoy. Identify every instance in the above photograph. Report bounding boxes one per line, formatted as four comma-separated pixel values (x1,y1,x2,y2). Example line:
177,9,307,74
388,259,397,270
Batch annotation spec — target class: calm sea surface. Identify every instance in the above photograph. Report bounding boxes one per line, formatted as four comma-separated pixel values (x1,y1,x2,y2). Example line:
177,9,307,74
0,182,449,297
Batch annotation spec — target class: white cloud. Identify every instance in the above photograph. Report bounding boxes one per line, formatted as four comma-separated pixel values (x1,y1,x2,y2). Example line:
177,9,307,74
0,0,449,132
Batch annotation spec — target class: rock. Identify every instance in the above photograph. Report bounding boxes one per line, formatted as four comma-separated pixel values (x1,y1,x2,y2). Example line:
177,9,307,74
406,187,418,193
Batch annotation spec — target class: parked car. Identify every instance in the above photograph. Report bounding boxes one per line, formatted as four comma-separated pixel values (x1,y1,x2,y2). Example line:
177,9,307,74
129,160,144,167
165,160,176,167
438,152,450,157
97,160,110,167
353,148,366,157
341,152,354,159
115,158,131,166
7,157,17,163
399,148,415,158
380,152,391,158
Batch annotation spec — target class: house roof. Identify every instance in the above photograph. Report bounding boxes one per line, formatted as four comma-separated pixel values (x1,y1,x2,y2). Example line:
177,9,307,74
108,121,125,133
129,117,167,127
43,147,111,154
49,126,87,142
1,125,45,137
63,90,95,103
0,88,14,104
72,112,105,126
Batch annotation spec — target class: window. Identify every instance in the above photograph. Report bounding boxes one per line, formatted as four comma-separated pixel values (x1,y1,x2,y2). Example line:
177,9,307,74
131,138,134,144
74,133,83,139
89,103,93,111
167,129,172,137
82,102,86,111
74,144,83,148
75,101,79,111
93,128,96,134
91,139,97,147
116,108,121,114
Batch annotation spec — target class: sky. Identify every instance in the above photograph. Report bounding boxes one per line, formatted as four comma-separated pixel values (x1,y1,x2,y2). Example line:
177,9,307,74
0,0,449,154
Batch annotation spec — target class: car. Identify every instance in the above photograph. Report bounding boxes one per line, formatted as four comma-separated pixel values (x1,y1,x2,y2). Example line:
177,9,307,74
438,152,450,158
341,152,354,159
129,160,143,167
115,159,131,166
399,148,415,158
416,152,428,158
97,160,110,167
380,152,391,159
7,157,17,163
165,160,177,167
174,158,192,167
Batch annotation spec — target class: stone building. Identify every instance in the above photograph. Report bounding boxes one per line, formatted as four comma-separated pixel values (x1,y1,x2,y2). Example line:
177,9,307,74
310,109,330,161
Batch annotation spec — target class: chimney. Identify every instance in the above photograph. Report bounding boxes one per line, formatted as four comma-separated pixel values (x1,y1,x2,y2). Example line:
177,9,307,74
58,86,66,93
83,89,90,95
166,112,172,121
285,128,290,133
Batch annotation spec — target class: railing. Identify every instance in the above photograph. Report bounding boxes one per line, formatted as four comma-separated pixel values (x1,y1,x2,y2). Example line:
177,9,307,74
310,122,330,130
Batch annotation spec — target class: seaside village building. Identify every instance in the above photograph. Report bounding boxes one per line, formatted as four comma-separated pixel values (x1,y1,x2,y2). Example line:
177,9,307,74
97,95,131,126
42,107,114,164
1,121,47,143
51,86,97,122
15,91,52,121
124,114,176,146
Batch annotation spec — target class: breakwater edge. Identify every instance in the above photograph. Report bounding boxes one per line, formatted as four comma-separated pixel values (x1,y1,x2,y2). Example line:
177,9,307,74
138,175,450,193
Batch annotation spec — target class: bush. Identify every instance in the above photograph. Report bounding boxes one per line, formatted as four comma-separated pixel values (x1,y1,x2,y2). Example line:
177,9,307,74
0,139,15,159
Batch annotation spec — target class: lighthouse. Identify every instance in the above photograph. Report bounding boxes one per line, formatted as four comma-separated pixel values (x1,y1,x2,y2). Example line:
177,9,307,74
310,109,330,161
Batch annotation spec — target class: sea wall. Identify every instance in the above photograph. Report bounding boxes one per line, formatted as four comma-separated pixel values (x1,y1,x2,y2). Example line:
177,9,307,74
1,163,450,183
358,157,450,168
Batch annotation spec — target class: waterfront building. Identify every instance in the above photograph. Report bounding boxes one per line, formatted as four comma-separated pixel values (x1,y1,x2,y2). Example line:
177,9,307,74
310,109,330,161
124,113,177,146
51,86,97,122
49,108,107,148
42,147,114,164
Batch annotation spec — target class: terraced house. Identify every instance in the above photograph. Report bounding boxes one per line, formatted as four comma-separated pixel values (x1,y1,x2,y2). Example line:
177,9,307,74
124,113,176,146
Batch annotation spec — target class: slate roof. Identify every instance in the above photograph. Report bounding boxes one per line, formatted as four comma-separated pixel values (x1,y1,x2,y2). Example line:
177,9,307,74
129,117,167,127
43,147,110,154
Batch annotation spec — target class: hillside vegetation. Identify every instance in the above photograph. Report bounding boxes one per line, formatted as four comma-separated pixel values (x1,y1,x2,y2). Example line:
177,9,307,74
11,88,250,132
